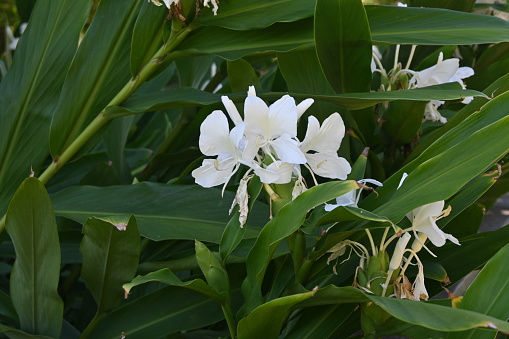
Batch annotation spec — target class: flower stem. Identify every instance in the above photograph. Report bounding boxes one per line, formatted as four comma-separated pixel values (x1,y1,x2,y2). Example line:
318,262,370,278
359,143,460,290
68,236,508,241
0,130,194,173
365,229,377,256
80,311,105,339
221,302,237,338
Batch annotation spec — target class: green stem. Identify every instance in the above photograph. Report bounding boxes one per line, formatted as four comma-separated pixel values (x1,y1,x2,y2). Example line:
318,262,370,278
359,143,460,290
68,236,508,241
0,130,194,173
296,258,314,285
287,230,306,281
80,312,105,339
221,301,237,338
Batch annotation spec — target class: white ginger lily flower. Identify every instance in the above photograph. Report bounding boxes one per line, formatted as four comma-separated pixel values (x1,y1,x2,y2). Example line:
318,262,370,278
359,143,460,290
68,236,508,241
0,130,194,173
243,87,308,165
300,113,351,180
397,2,407,6
407,201,460,248
410,52,474,122
325,179,382,211
192,111,251,188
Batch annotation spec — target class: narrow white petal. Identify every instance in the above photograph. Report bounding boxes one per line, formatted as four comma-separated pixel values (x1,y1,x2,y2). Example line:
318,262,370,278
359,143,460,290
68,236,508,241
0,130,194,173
296,98,314,119
397,172,408,190
359,178,383,187
221,96,243,126
389,233,411,270
414,201,445,224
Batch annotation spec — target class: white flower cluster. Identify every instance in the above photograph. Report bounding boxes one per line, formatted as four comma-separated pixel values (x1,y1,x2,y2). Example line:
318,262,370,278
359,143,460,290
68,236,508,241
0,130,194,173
192,87,351,225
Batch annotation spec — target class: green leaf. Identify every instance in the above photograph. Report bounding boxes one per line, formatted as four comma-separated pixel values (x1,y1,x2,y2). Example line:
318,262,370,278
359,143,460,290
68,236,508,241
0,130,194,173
123,268,225,302
51,183,269,243
5,178,63,337
0,0,92,216
227,58,261,92
239,180,359,316
0,324,53,339
105,83,484,119
237,290,316,339
80,216,141,313
131,1,166,76
194,0,314,30
90,286,224,338
49,0,142,157
366,5,509,45
449,243,509,339
382,100,428,147
361,91,509,221
283,304,357,339
406,72,509,163
297,286,509,333
315,0,372,94
104,115,135,184
408,0,476,12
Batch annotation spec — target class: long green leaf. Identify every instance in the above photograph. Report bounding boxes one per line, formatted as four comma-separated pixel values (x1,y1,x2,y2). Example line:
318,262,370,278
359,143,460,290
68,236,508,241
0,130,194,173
0,0,91,216
194,0,314,30
90,286,224,338
449,244,509,339
80,216,141,313
6,178,63,337
0,324,52,339
173,7,509,61
315,0,372,94
366,5,509,45
104,83,484,119
297,286,509,333
49,0,141,157
239,180,359,316
237,290,316,339
51,183,269,243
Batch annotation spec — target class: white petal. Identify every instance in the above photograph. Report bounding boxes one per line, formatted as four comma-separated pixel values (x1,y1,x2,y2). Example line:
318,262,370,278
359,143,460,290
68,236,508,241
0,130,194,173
199,111,233,156
413,215,460,248
462,96,474,104
192,158,236,188
270,135,307,164
296,99,314,119
253,161,293,184
244,95,270,137
327,190,358,210
424,102,447,123
267,95,298,138
221,96,243,126
248,86,257,96
359,178,383,187
305,152,351,179
397,172,408,190
412,263,429,301
301,113,345,153
414,201,445,223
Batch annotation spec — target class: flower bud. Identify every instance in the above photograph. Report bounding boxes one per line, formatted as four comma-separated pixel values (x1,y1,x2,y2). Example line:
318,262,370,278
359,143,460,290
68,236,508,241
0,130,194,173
389,232,411,270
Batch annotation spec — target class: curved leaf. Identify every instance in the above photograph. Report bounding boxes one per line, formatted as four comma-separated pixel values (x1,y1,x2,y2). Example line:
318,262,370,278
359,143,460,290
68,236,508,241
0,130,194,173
124,268,224,302
239,180,359,316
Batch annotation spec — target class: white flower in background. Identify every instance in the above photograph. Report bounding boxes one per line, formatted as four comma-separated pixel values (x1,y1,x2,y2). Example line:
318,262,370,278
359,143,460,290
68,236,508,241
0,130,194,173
300,113,351,180
396,2,407,7
150,0,179,8
191,111,251,188
150,0,220,15
409,52,474,122
325,179,382,211
371,45,382,73
203,0,220,15
406,201,460,248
